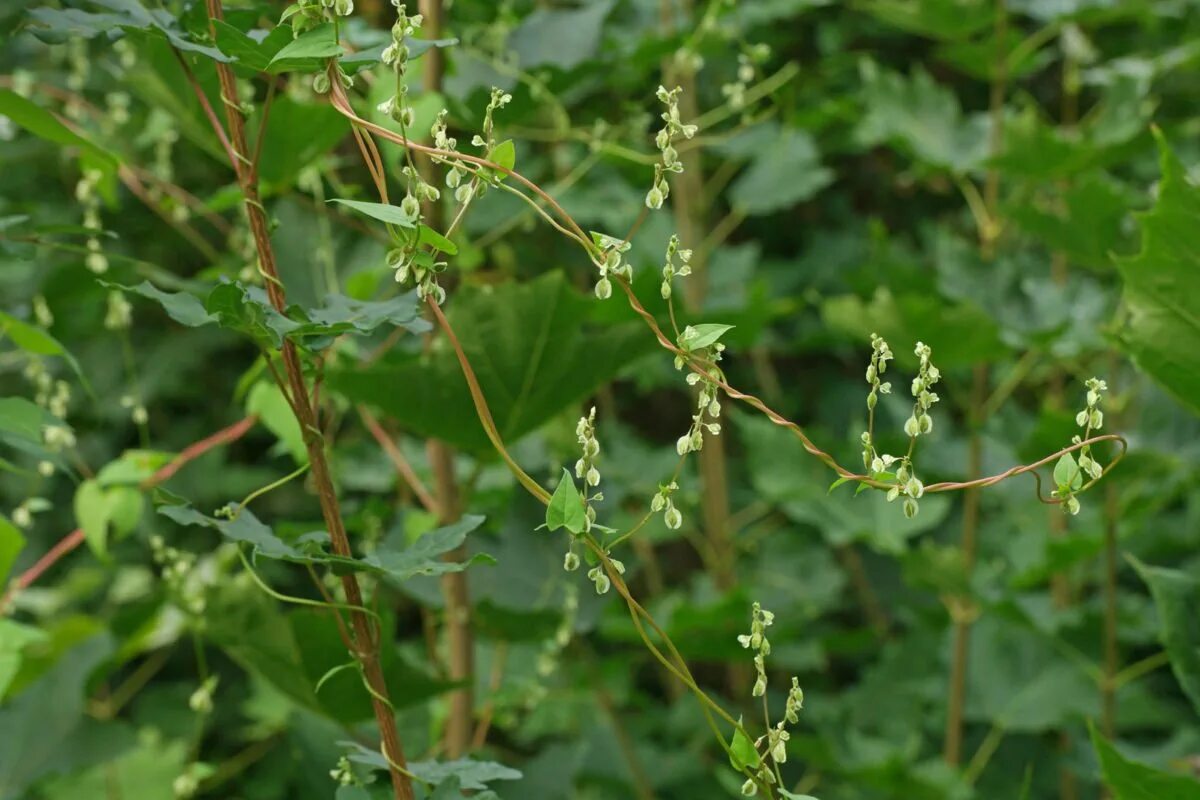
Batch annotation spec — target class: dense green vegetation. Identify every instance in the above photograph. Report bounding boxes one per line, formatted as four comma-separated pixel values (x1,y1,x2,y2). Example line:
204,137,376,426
2,0,1200,798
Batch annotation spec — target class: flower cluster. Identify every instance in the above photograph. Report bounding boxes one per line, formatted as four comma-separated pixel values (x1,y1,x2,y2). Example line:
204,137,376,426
903,341,941,438
76,168,108,274
587,555,624,595
591,233,632,300
286,0,356,39
575,406,604,534
659,234,693,300
859,335,939,519
104,289,132,331
150,534,207,616
675,339,724,457
9,497,50,530
737,602,774,697
650,480,683,530
720,44,770,112
1054,377,1108,515
645,85,698,210
735,603,806,796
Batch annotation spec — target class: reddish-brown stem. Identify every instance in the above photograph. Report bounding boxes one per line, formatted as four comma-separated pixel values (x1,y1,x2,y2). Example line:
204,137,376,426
358,405,439,515
2,415,261,614
197,3,415,795
141,414,259,488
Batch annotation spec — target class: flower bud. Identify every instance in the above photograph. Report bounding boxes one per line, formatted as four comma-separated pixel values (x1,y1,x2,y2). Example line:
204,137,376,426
645,185,664,209
903,498,919,519
664,506,682,530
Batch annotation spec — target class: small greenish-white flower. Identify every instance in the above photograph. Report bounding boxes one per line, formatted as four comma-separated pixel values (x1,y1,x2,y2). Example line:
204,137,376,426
563,550,580,572
587,565,610,595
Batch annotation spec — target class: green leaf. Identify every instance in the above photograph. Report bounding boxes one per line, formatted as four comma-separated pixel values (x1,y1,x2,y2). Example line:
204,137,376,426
251,97,347,186
326,272,654,452
0,90,117,175
27,0,230,62
679,323,734,352
0,312,86,384
103,281,216,327
729,129,833,216
205,283,301,349
0,635,114,797
366,515,494,582
418,225,459,255
328,198,417,227
1113,131,1200,416
1129,558,1200,716
0,620,44,699
268,23,342,70
74,480,110,559
728,721,761,772
1053,453,1082,491
94,450,174,487
488,139,516,173
506,0,614,70
1089,723,1200,799
0,516,24,586
212,20,291,72
854,60,990,172
341,742,521,790
865,0,992,40
245,380,306,465
544,469,586,535
159,503,490,582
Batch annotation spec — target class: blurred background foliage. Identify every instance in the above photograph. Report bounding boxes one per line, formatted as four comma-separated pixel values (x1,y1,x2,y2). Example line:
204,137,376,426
2,0,1200,798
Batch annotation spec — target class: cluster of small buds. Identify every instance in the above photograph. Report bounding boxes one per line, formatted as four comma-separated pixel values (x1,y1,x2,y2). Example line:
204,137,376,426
885,464,924,520
104,92,131,129
188,676,218,715
720,44,771,112
329,756,355,786
903,341,941,438
737,602,774,697
43,424,76,452
431,110,474,205
25,361,70,419
377,6,424,120
172,764,210,800
863,332,893,418
286,0,355,38
64,39,87,95
10,498,49,530
1074,378,1107,487
104,289,133,330
120,394,149,426
675,344,724,457
659,234,693,300
735,604,807,796
587,555,623,595
573,407,605,536
473,87,512,154
32,295,53,328
645,85,698,209
537,583,578,678
575,407,601,488
591,233,632,300
150,534,206,615
1055,378,1108,515
76,169,108,274
650,481,683,530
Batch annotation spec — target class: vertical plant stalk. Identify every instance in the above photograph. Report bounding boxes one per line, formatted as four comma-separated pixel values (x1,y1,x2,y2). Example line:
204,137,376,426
200,4,414,796
662,0,736,593
419,0,475,759
945,0,1006,768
